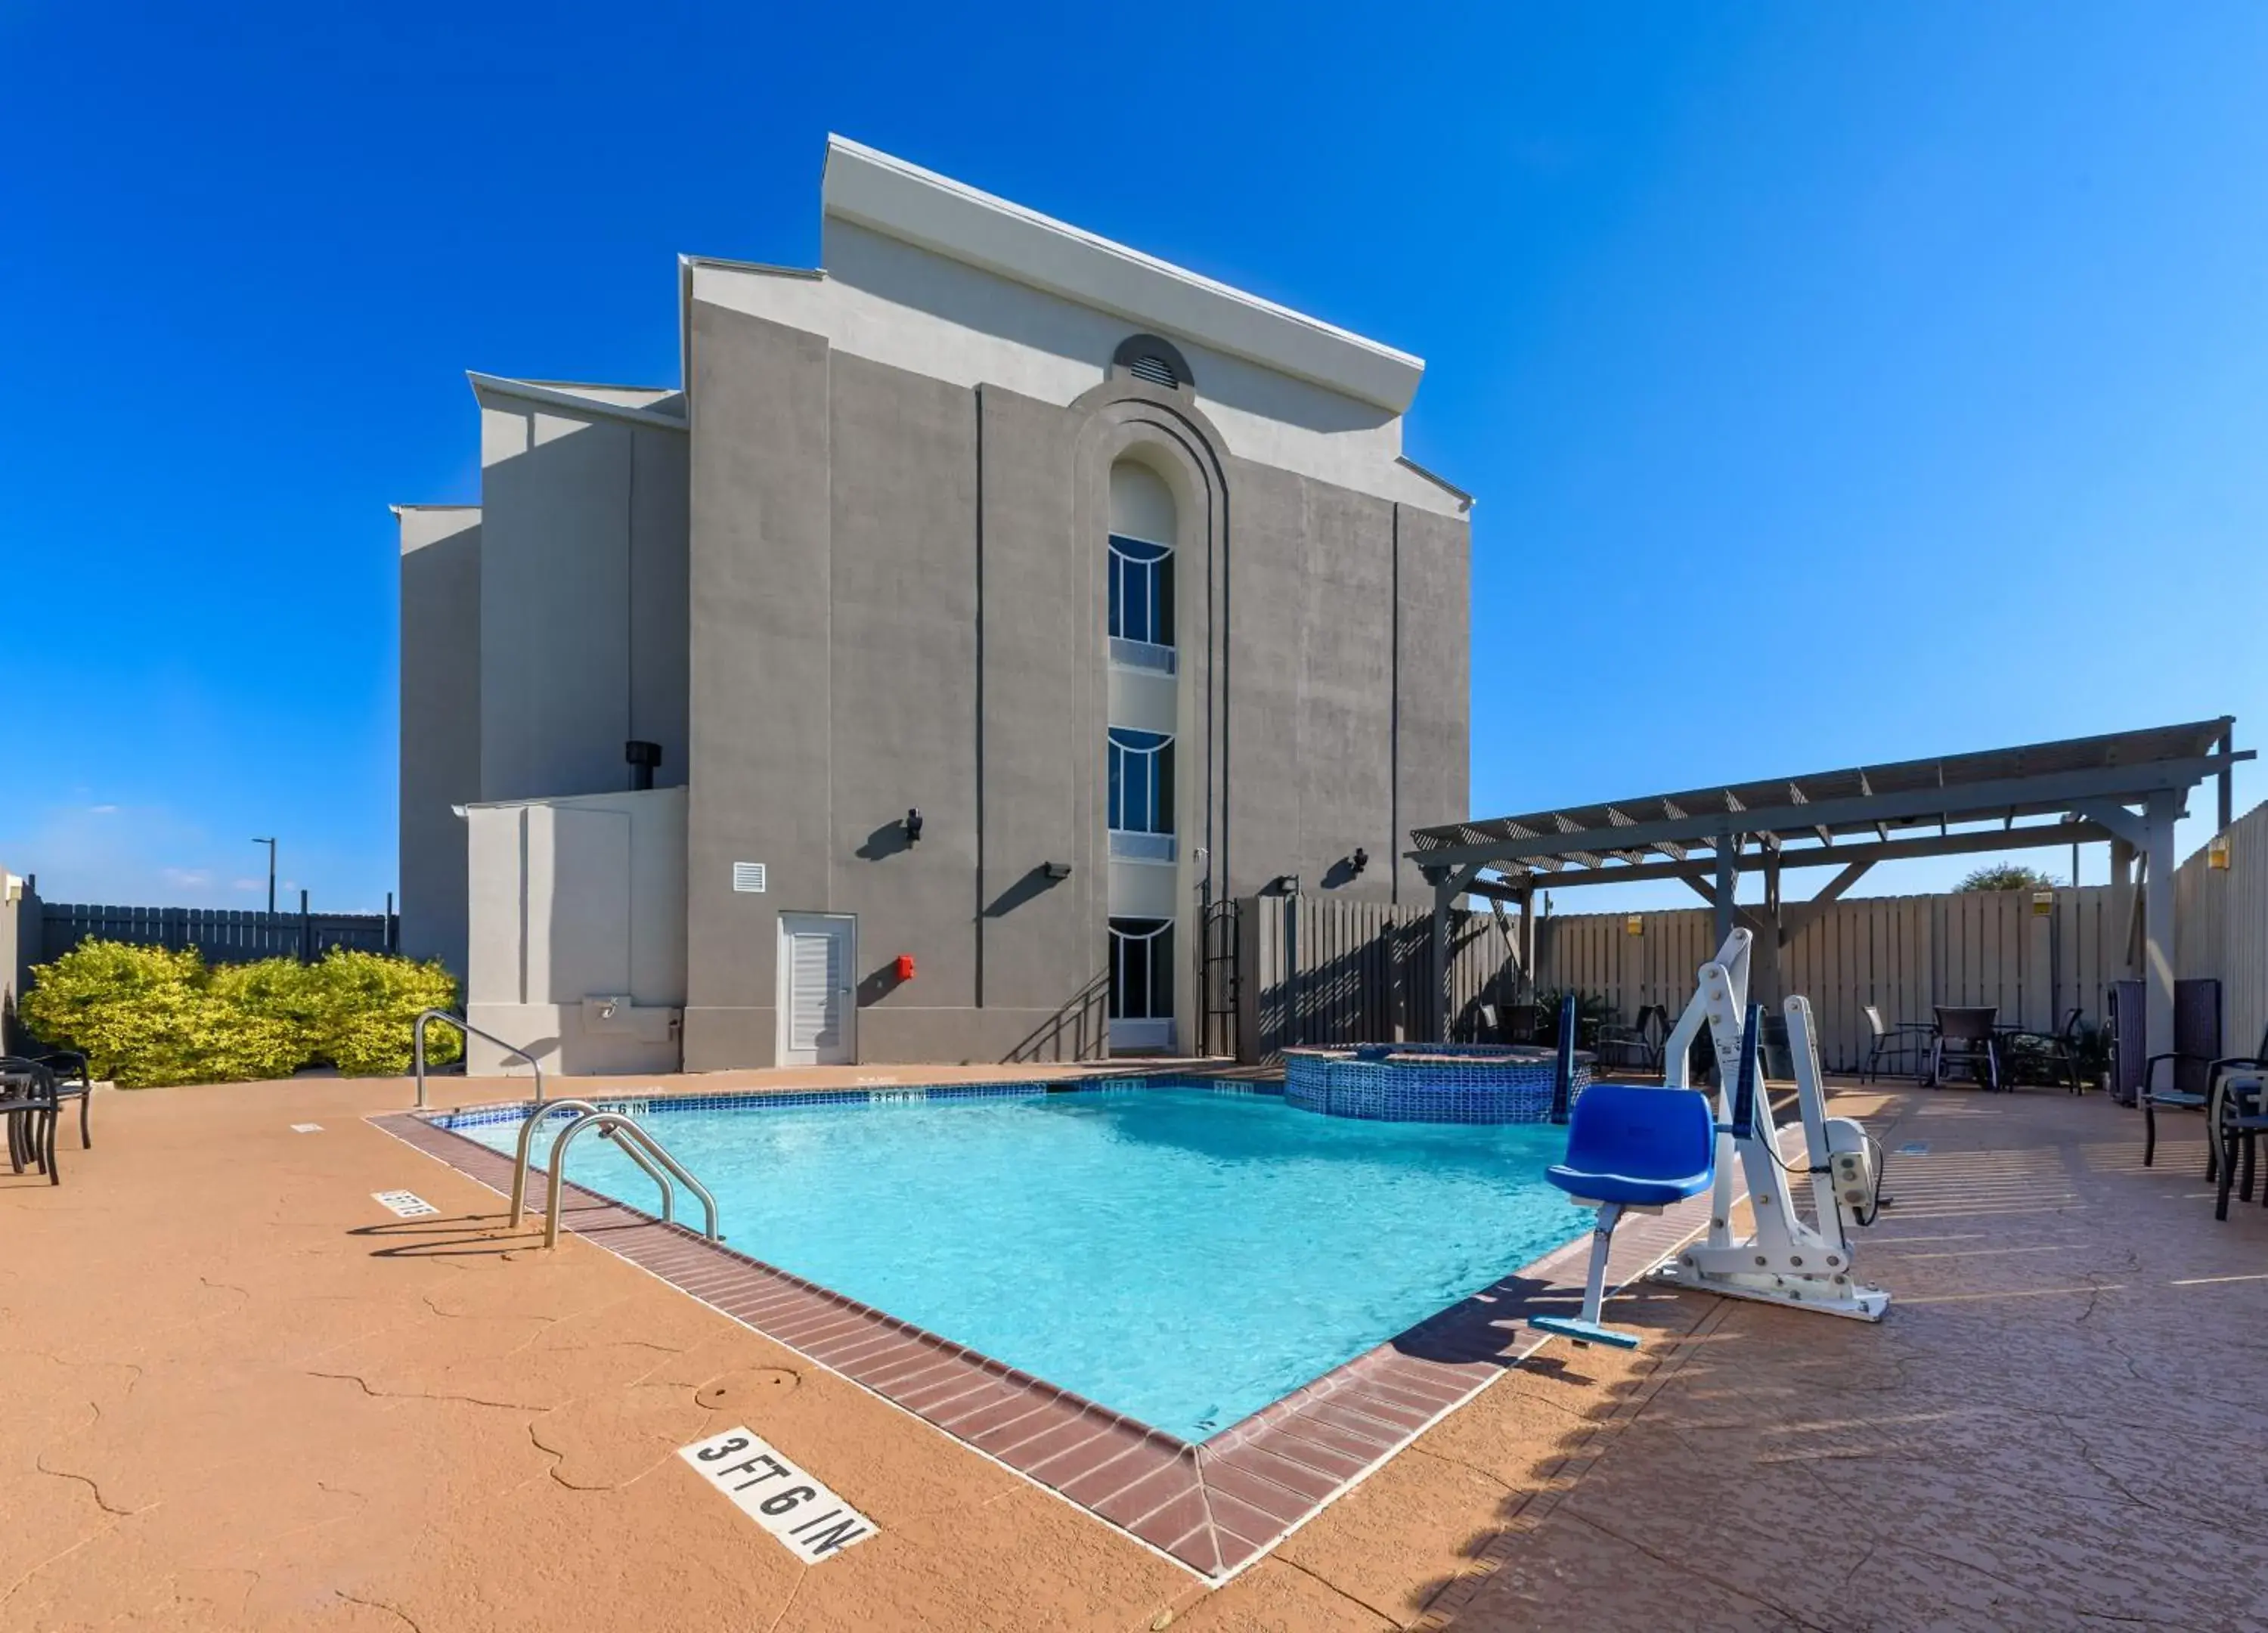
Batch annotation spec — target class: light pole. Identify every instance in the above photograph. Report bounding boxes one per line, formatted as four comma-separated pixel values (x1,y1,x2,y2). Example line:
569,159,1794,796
253,838,277,914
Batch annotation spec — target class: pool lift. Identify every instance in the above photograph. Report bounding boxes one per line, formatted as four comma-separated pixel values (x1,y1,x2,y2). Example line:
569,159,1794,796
1531,928,1890,1350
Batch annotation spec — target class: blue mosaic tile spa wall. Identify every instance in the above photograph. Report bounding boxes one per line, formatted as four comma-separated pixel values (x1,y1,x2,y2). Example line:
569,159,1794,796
1283,1046,1594,1124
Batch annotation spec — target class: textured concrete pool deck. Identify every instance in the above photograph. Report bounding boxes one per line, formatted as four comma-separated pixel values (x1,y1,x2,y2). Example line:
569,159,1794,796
5,1070,2264,1630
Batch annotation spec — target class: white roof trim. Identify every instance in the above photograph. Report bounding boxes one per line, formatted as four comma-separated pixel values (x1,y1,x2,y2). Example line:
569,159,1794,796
466,372,687,432
821,135,1425,414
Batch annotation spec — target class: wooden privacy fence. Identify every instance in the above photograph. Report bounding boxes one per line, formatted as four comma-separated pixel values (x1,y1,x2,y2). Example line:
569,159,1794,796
1235,895,1508,1062
36,900,399,968
1536,888,2130,1075
1230,882,2156,1076
2177,798,2268,1058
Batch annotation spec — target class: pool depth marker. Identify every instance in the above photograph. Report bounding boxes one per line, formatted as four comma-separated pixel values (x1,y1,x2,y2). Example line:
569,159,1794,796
678,1427,877,1563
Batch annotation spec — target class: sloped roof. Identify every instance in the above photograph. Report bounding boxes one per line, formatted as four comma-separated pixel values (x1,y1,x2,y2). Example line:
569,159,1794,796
820,135,1425,414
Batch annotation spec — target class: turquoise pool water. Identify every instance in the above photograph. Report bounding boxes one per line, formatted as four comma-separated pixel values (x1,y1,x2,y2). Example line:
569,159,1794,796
460,1085,1576,1441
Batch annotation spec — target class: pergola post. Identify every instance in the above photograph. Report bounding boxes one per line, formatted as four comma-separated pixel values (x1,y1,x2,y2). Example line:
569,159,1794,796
1761,850,1785,1005
1431,875,1455,1043
1712,832,1737,950
2108,836,2139,980
2220,721,2235,831
2143,789,2179,1070
1517,878,1538,999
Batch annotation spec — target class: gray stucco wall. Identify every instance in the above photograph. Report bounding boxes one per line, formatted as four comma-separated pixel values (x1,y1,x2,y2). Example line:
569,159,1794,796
677,301,1468,1069
1393,504,1472,901
683,305,1110,1068
683,304,835,1069
978,386,1105,1049
826,352,984,1052
1221,463,1467,909
477,397,689,804
398,507,482,978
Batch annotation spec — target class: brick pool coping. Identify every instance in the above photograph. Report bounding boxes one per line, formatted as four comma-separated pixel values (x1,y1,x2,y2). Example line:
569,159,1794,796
371,1100,1713,1581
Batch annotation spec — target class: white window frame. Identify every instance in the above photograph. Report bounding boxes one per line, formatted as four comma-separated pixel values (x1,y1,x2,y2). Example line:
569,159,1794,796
1108,727,1175,852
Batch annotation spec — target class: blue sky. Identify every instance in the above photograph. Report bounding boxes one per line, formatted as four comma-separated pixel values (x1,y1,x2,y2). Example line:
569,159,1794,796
4,2,2263,914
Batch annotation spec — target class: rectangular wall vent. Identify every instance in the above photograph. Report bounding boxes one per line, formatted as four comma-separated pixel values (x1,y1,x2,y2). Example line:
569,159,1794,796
733,862,768,894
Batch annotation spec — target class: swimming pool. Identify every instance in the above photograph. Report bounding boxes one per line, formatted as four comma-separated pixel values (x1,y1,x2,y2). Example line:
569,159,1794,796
452,1083,1579,1442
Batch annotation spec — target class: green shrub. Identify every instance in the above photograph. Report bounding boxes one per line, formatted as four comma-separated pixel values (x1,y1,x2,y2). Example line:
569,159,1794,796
20,942,214,1087
20,940,460,1088
299,949,460,1077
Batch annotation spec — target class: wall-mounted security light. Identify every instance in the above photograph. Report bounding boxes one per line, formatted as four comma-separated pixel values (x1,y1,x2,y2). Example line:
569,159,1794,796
625,740,663,792
1276,874,1301,894
2208,834,2232,871
1043,861,1073,881
904,807,925,844
1351,847,1370,876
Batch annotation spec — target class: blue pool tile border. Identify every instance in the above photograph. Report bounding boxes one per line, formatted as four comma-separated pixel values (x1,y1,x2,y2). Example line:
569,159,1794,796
427,1071,1269,1133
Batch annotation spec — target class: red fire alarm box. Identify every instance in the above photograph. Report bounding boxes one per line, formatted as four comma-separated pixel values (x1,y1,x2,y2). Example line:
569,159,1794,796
894,954,916,982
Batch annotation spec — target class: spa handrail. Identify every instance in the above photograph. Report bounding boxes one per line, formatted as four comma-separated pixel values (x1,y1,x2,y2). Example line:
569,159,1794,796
413,1009,544,1109
539,1108,721,1250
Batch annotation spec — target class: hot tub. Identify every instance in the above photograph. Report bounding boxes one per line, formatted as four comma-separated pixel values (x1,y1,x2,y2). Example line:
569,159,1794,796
1283,1043,1594,1123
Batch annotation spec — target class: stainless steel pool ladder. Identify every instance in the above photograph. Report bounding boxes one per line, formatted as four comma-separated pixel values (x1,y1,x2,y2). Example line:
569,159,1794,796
507,1099,722,1250
413,1009,545,1109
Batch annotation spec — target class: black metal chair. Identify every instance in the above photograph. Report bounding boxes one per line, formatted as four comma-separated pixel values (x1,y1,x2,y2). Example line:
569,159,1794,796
2150,1021,2268,1175
1929,1006,2002,1091
1595,1004,1670,1075
0,1058,61,1186
29,1050,91,1148
2004,1009,2085,1094
2213,1067,2268,1219
1861,1005,1932,1083
1498,1002,1541,1046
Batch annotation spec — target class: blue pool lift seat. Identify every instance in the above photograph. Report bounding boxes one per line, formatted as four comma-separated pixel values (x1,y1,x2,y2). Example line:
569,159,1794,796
1547,1083,1718,1209
1532,1083,1718,1350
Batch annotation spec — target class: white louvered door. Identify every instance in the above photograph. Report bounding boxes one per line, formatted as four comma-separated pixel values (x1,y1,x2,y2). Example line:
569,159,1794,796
777,914,856,1065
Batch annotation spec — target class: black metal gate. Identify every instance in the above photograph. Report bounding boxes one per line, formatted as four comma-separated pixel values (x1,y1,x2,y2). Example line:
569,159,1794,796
1198,897,1240,1059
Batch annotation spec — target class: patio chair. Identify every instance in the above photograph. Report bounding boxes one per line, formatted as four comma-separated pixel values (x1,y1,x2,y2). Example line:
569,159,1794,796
29,1050,91,1148
2004,1009,2085,1095
0,1058,61,1186
1861,1005,1932,1083
1594,1004,1670,1075
1929,1006,2002,1092
2211,1050,2268,1219
2146,1021,2268,1173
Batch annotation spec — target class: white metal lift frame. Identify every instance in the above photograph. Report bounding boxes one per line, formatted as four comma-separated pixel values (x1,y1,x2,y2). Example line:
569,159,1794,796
1647,929,1890,1321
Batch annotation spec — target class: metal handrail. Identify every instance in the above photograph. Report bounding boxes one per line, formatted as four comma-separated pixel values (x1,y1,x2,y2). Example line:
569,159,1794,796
509,1099,600,1224
540,1108,721,1249
604,1126,679,1223
502,1097,678,1228
414,1009,544,1109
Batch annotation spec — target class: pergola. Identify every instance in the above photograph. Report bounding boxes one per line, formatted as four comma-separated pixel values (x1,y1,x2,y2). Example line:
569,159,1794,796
1407,718,2247,1063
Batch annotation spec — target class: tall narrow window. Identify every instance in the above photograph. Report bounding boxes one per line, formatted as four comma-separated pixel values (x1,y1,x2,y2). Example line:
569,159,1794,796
1108,535,1174,651
1108,461,1176,675
1108,727,1174,860
1108,917,1174,1021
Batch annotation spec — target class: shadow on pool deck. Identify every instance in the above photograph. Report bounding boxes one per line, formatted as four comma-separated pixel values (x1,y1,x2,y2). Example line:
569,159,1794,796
2,1072,2263,1631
